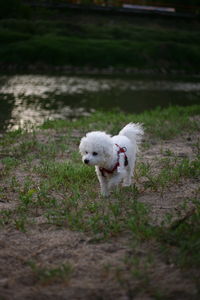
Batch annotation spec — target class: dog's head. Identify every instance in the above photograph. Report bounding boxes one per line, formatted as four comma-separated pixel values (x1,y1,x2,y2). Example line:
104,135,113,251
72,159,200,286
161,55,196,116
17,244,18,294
79,131,113,167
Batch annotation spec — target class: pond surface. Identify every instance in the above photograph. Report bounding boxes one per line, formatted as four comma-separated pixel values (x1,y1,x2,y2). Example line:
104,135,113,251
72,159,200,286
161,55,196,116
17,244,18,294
0,74,200,132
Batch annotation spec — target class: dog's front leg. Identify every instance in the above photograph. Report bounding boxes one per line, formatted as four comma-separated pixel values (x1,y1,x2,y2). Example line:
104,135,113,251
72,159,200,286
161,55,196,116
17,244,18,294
95,167,109,197
108,173,124,190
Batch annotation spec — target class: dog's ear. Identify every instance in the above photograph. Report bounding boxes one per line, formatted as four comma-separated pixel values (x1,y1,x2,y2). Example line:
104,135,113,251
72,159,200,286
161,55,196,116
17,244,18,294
79,137,87,154
102,142,113,159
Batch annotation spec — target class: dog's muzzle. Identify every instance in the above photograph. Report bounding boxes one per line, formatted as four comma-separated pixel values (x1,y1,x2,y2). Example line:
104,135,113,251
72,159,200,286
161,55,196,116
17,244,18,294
84,159,89,164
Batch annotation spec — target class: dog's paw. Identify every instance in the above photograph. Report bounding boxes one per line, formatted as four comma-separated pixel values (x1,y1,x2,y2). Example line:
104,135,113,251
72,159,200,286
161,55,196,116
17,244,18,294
101,190,110,197
122,180,132,187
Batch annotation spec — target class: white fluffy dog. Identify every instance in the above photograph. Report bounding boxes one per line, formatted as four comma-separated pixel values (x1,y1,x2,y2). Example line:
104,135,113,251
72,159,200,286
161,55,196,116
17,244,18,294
79,123,144,197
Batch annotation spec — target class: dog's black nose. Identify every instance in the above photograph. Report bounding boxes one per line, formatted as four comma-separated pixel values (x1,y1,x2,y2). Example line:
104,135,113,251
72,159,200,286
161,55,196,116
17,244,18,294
84,159,89,164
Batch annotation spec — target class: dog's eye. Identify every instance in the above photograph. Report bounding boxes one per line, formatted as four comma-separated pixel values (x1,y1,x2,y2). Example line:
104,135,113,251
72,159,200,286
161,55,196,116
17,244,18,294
85,151,88,154
93,152,98,156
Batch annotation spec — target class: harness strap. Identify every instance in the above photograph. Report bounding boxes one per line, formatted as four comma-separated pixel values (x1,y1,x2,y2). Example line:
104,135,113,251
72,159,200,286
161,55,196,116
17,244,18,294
99,144,128,177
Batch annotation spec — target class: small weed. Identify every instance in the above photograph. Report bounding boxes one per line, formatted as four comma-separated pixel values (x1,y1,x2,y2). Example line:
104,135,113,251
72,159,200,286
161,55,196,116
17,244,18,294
10,176,20,191
0,210,13,226
28,261,73,284
19,188,37,207
163,149,174,156
14,215,27,232
193,139,200,155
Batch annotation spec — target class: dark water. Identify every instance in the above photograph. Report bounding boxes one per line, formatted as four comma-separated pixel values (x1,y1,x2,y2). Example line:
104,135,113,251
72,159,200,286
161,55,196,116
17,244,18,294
0,75,200,132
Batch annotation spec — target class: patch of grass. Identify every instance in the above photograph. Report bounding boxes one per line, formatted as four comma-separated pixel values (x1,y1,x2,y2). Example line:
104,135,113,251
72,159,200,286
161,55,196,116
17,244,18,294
35,160,95,189
43,184,151,239
0,28,31,43
14,215,27,232
40,105,200,140
0,129,23,147
127,205,155,240
136,153,200,195
1,157,19,171
0,209,13,226
157,198,200,268
28,261,73,284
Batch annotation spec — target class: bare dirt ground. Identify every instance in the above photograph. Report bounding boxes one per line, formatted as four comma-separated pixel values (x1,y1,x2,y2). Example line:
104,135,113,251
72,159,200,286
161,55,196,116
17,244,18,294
0,126,200,300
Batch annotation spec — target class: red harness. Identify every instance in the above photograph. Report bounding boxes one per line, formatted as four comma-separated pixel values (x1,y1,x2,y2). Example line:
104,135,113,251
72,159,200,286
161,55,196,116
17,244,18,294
99,144,128,177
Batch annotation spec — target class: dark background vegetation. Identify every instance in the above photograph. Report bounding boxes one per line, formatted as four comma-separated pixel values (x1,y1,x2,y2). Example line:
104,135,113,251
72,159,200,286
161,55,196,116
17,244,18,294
0,0,200,73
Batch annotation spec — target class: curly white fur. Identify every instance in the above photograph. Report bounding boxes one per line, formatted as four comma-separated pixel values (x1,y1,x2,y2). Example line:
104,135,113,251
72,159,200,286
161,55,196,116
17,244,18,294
79,123,144,197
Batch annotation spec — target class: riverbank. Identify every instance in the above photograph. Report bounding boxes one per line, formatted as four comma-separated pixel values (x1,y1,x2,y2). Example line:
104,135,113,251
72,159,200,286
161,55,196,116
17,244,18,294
2,64,200,76
1,10,200,74
0,105,200,299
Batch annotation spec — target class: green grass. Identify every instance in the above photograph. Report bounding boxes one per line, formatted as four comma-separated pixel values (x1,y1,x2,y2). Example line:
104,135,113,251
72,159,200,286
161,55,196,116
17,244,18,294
41,105,200,139
28,260,73,284
35,161,95,189
136,154,200,195
158,199,200,267
0,13,200,72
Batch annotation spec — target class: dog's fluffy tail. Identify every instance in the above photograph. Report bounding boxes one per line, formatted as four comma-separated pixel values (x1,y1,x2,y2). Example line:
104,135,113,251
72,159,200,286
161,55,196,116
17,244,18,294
119,123,144,147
